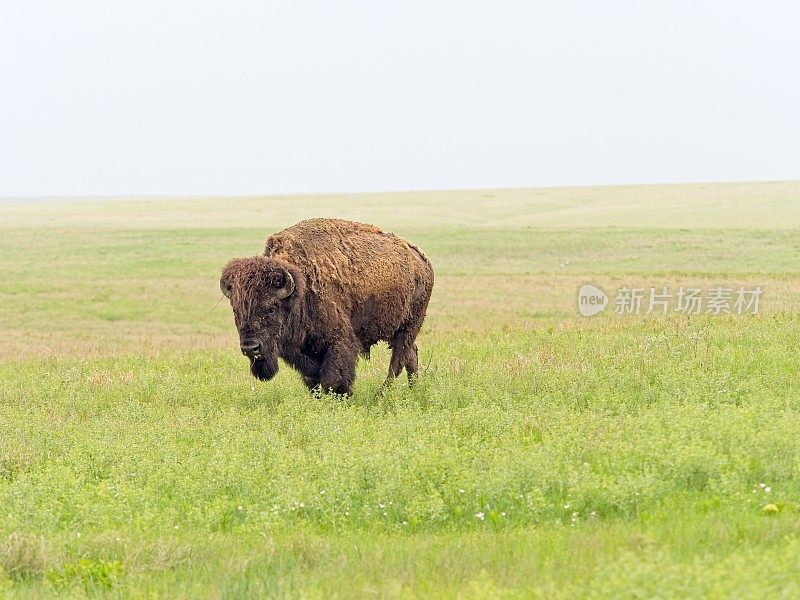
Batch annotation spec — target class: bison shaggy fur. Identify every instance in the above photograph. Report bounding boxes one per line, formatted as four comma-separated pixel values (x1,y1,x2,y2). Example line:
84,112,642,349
220,218,434,396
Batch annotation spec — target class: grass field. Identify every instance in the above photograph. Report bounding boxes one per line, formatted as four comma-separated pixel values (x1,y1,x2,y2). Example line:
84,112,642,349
1,181,799,597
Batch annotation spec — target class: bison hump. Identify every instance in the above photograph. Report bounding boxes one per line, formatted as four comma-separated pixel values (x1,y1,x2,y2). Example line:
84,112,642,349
264,219,428,302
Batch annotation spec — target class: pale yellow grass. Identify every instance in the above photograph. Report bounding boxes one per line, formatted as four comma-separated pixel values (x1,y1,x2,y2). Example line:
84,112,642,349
2,181,799,230
2,274,797,359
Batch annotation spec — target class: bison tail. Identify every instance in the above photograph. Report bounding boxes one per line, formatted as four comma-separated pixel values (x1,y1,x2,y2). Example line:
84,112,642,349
407,242,433,274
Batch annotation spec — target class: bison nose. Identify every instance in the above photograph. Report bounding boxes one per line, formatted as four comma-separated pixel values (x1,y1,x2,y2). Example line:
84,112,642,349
240,341,262,358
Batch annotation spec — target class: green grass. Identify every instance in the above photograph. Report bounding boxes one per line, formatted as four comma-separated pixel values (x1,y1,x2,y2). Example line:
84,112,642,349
1,182,800,597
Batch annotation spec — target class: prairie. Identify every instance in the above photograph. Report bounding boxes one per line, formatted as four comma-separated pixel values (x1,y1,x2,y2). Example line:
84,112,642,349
1,181,799,597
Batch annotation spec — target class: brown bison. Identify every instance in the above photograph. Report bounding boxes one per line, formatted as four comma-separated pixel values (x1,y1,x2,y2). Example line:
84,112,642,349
219,218,434,396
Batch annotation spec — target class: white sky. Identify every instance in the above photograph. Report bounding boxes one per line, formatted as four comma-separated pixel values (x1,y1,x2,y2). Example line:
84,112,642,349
1,1,798,196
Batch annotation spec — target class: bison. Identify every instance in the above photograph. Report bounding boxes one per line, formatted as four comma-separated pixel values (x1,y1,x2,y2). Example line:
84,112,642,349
219,218,434,396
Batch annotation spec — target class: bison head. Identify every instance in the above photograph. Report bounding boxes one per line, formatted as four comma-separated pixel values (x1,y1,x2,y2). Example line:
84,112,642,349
219,256,299,381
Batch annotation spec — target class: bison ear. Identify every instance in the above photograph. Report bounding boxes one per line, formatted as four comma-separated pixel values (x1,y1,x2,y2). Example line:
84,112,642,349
274,269,295,300
220,277,232,298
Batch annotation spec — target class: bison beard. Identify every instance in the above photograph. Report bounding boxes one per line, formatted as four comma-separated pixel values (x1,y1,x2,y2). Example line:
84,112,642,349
221,218,434,396
249,353,279,381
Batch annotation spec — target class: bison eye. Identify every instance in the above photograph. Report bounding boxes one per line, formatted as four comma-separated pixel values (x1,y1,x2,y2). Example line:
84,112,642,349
267,305,277,316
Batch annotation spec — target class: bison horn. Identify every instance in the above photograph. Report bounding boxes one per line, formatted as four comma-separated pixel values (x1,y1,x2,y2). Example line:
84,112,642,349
275,270,295,299
220,279,232,298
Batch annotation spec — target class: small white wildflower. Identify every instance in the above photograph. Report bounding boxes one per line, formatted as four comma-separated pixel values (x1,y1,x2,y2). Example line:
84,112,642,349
475,512,485,521
760,483,766,488
379,503,386,509
590,511,597,518
299,502,305,508
237,505,243,511
765,487,772,493
501,512,506,517
383,512,387,516
459,489,465,494
571,512,578,517
174,525,179,529
320,490,326,495
402,521,408,525
564,503,570,509
76,532,81,538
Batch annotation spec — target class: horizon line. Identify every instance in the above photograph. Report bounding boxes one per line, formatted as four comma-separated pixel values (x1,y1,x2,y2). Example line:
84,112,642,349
1,178,798,202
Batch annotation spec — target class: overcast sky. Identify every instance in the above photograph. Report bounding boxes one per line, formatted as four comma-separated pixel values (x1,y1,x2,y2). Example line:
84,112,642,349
1,1,798,196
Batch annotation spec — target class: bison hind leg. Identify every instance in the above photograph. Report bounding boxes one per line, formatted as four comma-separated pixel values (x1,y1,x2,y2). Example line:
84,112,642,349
405,343,420,385
385,278,431,389
385,326,423,388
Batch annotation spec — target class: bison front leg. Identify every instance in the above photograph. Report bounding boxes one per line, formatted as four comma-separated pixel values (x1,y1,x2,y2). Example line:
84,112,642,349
301,374,321,392
320,343,358,396
281,347,323,393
